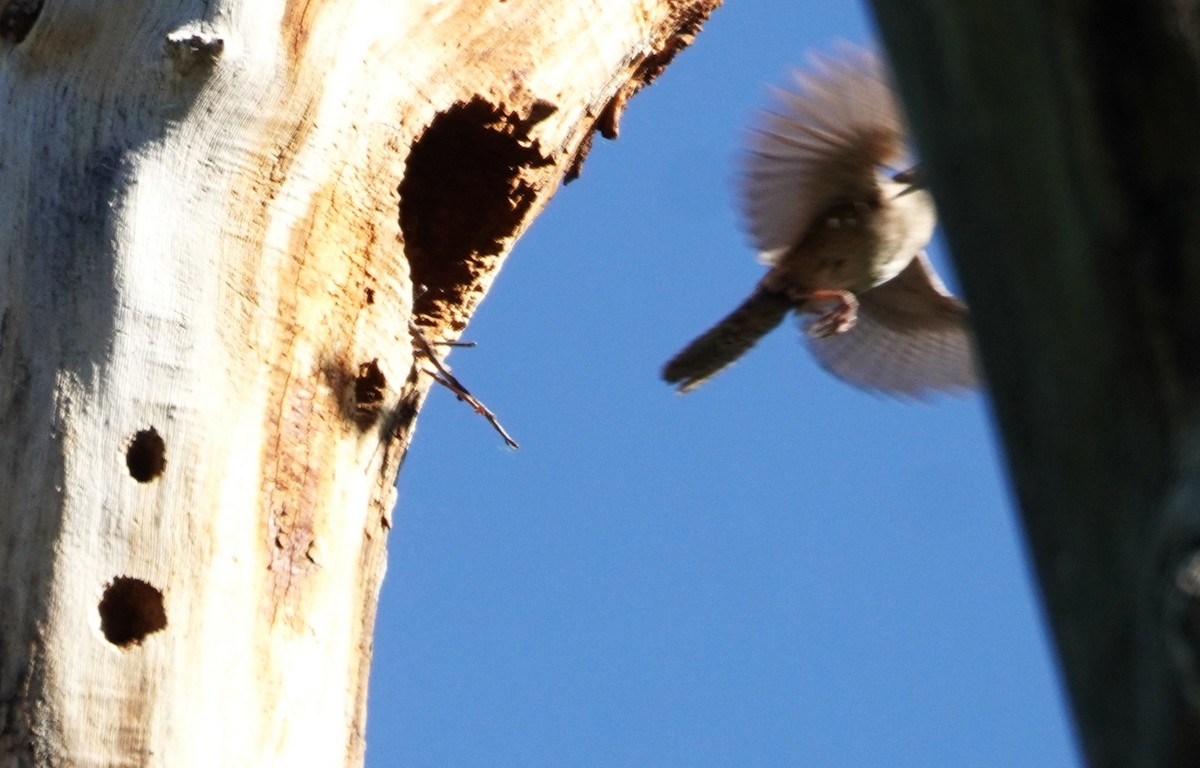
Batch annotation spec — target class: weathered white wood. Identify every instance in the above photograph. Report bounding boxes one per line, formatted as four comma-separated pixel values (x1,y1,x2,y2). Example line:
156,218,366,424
0,0,719,764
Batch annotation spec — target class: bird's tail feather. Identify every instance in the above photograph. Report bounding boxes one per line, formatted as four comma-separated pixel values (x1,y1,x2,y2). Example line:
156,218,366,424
662,290,792,393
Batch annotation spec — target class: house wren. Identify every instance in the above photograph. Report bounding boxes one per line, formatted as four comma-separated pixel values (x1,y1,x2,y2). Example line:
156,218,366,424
662,46,977,396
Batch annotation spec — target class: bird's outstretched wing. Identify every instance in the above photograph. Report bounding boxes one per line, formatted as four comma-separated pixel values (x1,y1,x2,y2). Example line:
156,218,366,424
804,253,977,396
741,44,908,265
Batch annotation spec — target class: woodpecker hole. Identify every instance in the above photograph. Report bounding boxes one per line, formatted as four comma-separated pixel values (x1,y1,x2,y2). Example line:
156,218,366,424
163,31,226,77
399,97,552,331
0,0,42,43
126,427,166,482
99,577,167,647
364,287,376,305
353,359,388,428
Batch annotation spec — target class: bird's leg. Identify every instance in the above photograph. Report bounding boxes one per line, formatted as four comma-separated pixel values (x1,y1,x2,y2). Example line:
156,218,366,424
804,289,859,338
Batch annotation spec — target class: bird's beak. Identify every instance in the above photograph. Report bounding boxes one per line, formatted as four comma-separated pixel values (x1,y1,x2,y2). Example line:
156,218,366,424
892,165,924,196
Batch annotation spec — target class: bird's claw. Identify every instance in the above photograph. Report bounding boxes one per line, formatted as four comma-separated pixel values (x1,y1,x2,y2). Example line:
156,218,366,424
805,291,859,338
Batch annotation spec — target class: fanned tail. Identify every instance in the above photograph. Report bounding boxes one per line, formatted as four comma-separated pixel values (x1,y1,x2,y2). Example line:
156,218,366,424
662,290,792,393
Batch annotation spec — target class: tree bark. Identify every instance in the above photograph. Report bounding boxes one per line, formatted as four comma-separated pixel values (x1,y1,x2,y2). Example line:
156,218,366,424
867,2,1200,766
0,0,720,764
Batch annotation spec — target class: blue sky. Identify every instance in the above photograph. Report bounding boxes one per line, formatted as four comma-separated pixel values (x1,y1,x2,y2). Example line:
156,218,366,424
366,2,1082,766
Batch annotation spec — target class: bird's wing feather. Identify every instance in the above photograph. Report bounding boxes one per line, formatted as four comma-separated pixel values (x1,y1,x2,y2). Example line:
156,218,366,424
804,253,978,396
741,44,908,264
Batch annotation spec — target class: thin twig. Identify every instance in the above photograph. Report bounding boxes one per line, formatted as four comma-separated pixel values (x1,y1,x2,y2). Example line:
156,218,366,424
410,321,519,449
423,368,520,450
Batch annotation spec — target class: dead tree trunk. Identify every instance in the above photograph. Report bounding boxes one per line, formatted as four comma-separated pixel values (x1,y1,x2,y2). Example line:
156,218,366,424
0,0,720,764
868,2,1200,766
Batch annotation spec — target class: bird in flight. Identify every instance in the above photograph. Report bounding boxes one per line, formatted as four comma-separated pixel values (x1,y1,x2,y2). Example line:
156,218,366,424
661,45,977,397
